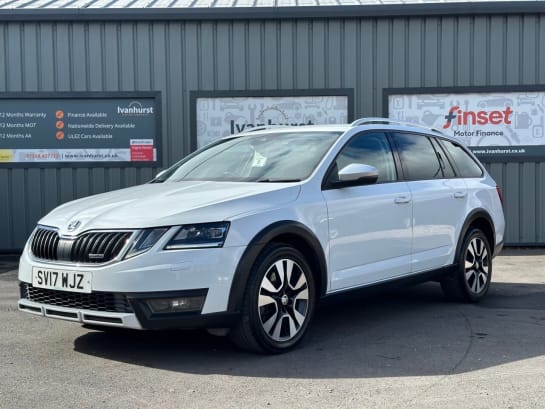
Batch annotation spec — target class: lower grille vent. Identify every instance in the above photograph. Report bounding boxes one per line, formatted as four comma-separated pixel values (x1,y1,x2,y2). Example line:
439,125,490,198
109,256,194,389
20,282,133,313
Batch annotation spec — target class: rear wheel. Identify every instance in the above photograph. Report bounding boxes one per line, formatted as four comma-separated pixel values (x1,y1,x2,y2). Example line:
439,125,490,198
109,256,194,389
441,228,492,302
229,243,316,353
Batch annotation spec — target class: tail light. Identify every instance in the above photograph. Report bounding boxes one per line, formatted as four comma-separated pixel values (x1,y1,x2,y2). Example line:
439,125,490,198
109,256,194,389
496,185,503,206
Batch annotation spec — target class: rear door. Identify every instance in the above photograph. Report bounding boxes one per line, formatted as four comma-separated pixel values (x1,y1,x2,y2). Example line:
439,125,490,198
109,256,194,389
322,131,413,291
390,132,468,272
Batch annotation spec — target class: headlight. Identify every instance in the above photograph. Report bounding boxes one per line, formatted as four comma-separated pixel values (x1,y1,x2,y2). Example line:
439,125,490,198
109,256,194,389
124,227,169,259
165,222,230,250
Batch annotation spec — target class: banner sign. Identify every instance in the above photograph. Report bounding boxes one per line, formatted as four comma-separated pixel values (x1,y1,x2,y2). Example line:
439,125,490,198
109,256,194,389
0,92,161,167
191,90,354,149
385,87,545,161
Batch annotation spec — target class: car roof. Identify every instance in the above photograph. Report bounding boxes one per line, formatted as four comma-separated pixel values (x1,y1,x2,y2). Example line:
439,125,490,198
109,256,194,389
233,120,457,143
235,124,352,135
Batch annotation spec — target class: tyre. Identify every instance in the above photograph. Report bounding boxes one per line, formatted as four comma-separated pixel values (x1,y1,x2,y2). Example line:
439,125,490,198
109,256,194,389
441,228,492,302
229,243,316,354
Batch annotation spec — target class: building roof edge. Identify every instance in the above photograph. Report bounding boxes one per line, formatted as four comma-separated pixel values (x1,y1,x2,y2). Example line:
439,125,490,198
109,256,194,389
0,2,544,23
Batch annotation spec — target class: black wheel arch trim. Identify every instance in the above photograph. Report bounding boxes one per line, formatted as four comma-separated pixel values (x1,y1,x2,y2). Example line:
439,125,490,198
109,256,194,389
456,209,496,260
227,221,328,313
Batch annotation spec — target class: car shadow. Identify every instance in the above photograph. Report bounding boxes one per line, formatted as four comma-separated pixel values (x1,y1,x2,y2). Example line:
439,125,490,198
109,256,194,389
73,281,545,379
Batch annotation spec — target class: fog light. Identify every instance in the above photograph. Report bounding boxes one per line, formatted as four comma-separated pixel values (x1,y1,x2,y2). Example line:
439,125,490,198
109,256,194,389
147,296,204,314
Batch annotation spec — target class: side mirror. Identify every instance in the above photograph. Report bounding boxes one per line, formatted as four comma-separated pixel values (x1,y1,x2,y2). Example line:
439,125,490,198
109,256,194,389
336,163,379,187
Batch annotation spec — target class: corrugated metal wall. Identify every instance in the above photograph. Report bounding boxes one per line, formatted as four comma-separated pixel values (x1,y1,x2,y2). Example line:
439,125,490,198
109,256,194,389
1,14,545,250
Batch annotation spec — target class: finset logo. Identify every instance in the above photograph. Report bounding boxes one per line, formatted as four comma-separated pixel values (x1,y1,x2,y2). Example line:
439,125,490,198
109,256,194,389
443,105,513,129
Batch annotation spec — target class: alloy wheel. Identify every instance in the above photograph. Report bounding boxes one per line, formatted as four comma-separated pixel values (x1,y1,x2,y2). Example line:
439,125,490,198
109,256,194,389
257,258,309,342
464,237,490,294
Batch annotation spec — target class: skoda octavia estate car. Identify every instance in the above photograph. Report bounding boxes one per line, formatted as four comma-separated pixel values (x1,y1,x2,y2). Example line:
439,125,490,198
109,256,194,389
18,118,505,353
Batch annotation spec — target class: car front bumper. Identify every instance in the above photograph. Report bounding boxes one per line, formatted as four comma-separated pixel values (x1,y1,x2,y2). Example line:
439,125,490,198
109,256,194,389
18,288,240,330
17,242,246,330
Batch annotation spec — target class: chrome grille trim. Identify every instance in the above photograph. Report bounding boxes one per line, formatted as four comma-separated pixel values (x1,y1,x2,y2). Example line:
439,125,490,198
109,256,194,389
29,226,135,265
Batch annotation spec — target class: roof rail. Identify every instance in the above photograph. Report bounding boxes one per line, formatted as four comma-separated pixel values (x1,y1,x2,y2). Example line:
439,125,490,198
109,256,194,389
351,117,444,135
236,125,288,134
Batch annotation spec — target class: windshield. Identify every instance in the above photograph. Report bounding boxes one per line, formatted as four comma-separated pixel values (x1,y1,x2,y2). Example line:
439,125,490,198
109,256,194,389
159,131,341,183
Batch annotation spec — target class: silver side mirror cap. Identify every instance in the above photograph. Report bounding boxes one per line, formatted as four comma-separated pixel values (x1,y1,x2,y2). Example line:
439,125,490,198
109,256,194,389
338,163,379,184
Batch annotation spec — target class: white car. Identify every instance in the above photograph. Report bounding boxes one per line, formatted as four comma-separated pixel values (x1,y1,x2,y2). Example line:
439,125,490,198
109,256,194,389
18,118,505,353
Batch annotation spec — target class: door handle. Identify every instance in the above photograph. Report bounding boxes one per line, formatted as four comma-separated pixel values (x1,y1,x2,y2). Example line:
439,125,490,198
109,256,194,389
454,191,467,199
394,195,411,204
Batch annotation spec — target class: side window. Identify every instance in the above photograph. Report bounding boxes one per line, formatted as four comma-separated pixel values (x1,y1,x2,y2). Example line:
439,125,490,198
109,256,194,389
441,140,484,178
391,132,445,181
330,132,397,184
430,138,456,178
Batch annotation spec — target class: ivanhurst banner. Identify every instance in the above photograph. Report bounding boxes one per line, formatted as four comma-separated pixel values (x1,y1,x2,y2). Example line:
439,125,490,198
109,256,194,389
0,92,161,167
192,90,353,149
385,88,545,161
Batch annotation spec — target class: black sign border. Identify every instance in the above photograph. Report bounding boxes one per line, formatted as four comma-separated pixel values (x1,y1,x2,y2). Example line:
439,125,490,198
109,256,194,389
0,91,162,168
190,88,355,152
383,85,545,163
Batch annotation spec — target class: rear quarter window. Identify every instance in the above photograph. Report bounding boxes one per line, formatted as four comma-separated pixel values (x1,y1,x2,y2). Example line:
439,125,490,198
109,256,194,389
441,140,484,178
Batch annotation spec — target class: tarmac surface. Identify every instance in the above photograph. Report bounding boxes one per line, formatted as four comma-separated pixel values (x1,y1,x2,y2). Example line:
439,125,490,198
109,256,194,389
1,249,544,408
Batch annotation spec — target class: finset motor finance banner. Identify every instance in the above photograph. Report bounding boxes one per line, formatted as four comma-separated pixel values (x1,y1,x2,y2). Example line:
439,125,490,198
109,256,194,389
0,93,160,166
386,89,545,161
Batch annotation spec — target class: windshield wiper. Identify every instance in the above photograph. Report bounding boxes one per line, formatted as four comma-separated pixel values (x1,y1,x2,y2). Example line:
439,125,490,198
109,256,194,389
255,178,301,183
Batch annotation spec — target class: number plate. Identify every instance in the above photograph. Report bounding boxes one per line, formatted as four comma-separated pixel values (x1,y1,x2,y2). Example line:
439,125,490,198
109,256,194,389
32,267,92,294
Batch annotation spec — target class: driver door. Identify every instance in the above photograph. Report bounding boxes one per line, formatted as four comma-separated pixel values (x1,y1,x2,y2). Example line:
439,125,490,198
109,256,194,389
321,132,413,291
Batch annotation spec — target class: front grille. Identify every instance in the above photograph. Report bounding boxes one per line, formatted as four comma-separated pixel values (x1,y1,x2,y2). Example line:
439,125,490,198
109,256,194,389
31,228,60,261
20,282,133,313
30,227,133,264
70,231,132,263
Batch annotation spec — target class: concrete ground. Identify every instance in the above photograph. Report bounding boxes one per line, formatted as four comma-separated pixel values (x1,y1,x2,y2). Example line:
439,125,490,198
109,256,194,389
1,249,544,409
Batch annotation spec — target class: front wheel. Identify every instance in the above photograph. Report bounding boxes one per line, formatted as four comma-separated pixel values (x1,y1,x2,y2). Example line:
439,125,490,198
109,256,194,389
229,244,316,354
441,228,492,302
